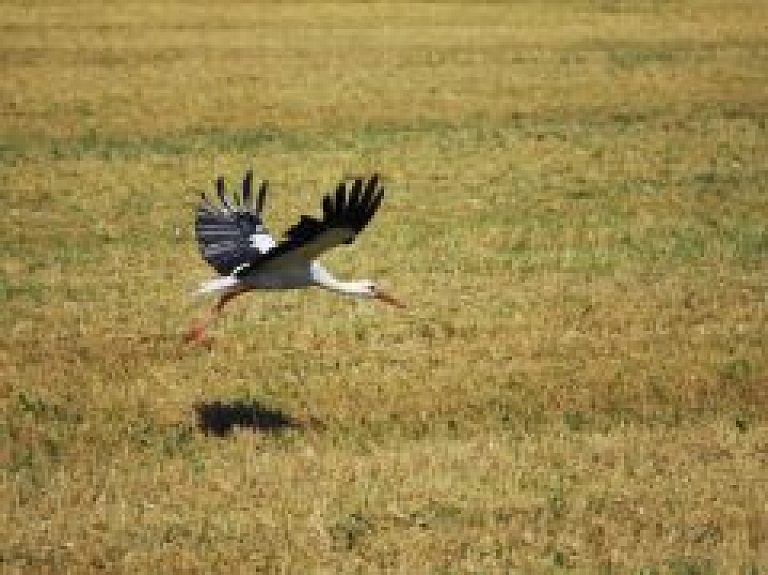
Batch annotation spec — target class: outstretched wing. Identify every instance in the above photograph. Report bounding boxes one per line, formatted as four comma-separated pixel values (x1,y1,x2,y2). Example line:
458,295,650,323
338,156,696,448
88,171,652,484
235,174,384,277
195,170,276,275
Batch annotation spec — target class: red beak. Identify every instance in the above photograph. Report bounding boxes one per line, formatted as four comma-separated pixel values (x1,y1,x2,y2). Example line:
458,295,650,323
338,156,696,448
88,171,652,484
374,289,406,309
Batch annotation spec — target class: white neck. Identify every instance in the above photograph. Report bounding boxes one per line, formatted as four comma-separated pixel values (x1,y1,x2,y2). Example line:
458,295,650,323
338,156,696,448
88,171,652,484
312,266,371,298
328,279,371,297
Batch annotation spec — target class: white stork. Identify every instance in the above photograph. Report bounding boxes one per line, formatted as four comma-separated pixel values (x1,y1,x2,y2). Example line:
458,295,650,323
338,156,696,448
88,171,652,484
185,171,404,344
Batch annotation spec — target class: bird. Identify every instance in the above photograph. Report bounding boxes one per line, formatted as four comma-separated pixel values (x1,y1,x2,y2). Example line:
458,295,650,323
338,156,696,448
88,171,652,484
184,170,405,344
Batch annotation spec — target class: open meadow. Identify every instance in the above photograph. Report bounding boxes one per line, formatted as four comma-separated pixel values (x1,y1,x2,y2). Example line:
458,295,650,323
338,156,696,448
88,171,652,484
1,1,767,571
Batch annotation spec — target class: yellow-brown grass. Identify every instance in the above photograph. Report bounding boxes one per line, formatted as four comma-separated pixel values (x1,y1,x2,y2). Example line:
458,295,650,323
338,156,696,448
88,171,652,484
2,1,767,571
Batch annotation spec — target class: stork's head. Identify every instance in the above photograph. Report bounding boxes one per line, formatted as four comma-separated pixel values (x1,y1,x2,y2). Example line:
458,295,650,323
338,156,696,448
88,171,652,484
356,280,406,309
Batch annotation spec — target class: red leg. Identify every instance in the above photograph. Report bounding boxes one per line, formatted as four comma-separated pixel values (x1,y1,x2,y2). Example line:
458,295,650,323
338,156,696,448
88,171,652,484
184,289,246,345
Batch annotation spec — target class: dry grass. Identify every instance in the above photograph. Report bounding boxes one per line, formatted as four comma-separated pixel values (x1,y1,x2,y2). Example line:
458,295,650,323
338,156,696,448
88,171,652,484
2,1,767,572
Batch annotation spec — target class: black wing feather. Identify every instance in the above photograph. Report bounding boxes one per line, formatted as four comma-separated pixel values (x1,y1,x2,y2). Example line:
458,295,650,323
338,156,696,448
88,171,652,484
366,189,384,223
282,174,383,245
216,177,233,211
362,174,379,207
257,181,268,213
242,171,253,209
322,194,334,221
282,215,325,244
239,173,384,274
334,183,346,219
195,172,274,275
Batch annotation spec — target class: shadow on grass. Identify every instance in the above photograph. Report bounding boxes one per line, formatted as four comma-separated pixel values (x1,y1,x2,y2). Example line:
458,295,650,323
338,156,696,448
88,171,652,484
195,400,301,437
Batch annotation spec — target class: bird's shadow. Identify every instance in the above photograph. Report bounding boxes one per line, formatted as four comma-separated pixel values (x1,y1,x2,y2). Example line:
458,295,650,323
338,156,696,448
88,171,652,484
195,400,301,437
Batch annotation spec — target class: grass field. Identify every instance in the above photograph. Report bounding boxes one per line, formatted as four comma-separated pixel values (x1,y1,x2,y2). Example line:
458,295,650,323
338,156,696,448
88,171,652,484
2,1,767,572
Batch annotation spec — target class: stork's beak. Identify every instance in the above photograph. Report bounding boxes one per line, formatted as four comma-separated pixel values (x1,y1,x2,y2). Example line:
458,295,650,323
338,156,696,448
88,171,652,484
374,288,406,309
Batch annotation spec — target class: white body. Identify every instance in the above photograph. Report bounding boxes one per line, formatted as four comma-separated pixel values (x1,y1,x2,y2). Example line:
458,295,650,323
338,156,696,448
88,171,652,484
196,262,370,298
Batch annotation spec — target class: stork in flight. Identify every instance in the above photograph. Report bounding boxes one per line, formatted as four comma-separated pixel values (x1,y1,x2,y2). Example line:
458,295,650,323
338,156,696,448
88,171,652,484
185,171,405,344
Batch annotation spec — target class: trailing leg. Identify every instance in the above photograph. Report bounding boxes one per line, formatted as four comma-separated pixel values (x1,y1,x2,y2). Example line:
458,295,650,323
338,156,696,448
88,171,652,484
184,289,245,345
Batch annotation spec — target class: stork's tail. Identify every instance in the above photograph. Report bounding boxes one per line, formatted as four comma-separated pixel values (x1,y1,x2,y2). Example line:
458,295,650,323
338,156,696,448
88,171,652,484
194,275,240,297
